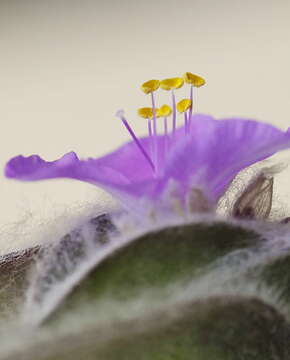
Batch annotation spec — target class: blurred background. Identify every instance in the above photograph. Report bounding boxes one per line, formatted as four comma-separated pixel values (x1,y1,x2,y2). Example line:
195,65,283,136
0,0,290,253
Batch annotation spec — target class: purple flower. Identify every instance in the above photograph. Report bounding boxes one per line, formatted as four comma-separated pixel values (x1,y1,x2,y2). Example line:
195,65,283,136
4,73,290,214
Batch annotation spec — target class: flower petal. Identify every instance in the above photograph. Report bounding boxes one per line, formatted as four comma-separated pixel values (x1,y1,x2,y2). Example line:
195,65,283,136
159,114,290,201
5,151,158,211
5,151,138,187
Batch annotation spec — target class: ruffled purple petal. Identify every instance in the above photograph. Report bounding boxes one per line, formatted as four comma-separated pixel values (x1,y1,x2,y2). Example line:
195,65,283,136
158,114,290,201
5,151,159,211
5,152,80,180
5,136,163,186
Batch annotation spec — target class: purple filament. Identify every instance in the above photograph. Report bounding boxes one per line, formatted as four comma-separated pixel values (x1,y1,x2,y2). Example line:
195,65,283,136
148,118,153,157
184,112,188,133
148,119,153,138
171,90,177,135
117,111,155,172
151,92,158,174
164,116,168,152
189,85,193,121
164,117,168,136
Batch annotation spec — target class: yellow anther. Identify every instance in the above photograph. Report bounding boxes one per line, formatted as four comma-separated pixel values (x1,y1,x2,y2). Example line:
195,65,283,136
138,107,154,119
183,72,205,87
157,104,172,117
177,99,192,113
160,77,184,91
155,109,161,118
141,80,160,94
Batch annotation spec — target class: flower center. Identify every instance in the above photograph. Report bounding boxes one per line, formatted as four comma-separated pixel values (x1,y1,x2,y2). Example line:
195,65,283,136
116,72,205,176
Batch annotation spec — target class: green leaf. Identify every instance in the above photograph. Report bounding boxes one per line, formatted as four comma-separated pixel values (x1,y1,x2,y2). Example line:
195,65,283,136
260,252,290,303
47,222,262,322
3,220,290,360
8,297,290,360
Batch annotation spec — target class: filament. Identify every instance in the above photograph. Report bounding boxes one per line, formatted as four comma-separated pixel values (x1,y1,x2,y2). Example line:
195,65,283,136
116,110,155,172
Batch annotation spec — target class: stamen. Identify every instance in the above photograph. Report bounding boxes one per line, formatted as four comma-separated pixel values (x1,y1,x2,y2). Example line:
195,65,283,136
177,99,192,133
138,107,154,119
172,91,177,135
156,104,172,118
157,105,172,150
141,80,160,94
183,72,206,87
183,72,206,121
184,112,188,133
177,98,192,113
148,119,152,138
150,92,157,137
163,117,169,161
138,107,154,155
164,117,168,136
116,110,155,172
189,84,193,120
160,78,184,90
141,80,160,174
160,78,184,136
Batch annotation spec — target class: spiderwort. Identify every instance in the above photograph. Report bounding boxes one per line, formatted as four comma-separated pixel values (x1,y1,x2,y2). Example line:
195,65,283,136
5,72,290,215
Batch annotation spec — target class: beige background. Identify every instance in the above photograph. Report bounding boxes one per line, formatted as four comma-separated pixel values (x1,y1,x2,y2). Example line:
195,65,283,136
0,0,290,253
